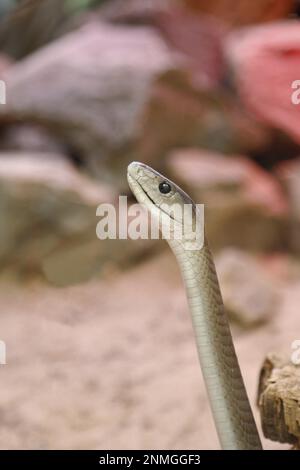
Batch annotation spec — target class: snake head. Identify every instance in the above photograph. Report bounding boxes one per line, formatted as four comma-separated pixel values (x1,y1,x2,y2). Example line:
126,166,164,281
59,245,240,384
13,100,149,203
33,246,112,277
127,161,204,250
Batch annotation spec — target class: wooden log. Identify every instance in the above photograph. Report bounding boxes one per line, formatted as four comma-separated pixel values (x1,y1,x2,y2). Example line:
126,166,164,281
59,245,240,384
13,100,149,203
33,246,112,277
257,353,300,448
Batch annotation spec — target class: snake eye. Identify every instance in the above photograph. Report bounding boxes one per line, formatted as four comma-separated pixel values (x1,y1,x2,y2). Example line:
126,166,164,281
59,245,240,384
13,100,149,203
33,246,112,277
159,181,172,194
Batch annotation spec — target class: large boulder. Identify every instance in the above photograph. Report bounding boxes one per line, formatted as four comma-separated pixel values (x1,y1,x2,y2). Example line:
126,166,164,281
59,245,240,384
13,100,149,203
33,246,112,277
166,148,287,251
0,21,269,190
0,22,181,189
0,153,158,285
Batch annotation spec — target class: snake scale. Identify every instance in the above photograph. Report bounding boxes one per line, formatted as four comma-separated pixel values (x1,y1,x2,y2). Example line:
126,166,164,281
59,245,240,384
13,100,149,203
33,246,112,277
127,161,262,450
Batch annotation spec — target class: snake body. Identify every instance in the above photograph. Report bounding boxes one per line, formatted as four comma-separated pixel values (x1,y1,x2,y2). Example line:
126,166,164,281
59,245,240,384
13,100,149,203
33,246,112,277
127,161,262,450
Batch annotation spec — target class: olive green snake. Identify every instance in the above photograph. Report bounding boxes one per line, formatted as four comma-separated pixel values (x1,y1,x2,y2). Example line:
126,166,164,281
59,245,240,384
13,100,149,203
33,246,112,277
127,161,262,450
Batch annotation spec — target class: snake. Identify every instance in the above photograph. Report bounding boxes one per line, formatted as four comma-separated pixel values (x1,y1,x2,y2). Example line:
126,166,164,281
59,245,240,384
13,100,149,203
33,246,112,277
127,161,262,450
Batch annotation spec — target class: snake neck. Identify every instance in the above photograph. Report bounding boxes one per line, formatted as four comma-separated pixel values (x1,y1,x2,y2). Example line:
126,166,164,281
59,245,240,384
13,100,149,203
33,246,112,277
169,237,262,450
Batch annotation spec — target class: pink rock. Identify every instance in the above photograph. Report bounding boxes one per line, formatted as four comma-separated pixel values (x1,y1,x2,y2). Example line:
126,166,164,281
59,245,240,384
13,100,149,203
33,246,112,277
0,21,269,189
0,22,179,189
102,2,227,89
156,8,226,89
226,21,300,144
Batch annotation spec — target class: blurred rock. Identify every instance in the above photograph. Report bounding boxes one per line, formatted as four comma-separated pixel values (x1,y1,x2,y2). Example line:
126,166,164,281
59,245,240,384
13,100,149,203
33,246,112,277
102,2,226,88
156,8,226,89
0,22,270,190
184,0,294,27
226,22,300,146
100,0,172,23
0,0,68,59
166,149,287,251
0,153,158,285
42,232,160,288
258,353,300,447
0,22,182,189
0,0,17,18
0,52,13,77
216,249,278,327
276,158,300,254
143,86,270,170
0,124,67,155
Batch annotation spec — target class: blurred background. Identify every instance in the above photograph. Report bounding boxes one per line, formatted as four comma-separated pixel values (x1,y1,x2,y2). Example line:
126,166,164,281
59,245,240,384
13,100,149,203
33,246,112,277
0,0,300,450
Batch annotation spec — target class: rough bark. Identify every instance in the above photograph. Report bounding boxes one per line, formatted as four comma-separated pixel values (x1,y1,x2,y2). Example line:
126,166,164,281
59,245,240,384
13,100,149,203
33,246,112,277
257,354,300,448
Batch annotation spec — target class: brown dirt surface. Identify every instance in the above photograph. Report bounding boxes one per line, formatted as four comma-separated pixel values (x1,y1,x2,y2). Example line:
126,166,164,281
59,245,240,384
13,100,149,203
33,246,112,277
0,251,294,449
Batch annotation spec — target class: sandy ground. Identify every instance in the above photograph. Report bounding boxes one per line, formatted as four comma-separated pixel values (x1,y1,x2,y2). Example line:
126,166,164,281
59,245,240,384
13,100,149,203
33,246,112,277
0,251,296,450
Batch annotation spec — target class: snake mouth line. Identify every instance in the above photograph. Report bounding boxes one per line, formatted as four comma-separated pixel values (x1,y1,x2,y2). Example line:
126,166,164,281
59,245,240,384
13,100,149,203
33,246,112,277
129,174,181,224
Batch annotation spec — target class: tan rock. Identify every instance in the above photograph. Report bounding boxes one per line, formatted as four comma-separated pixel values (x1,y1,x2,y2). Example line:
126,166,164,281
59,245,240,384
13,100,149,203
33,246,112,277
0,153,159,284
216,249,278,327
166,148,287,251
